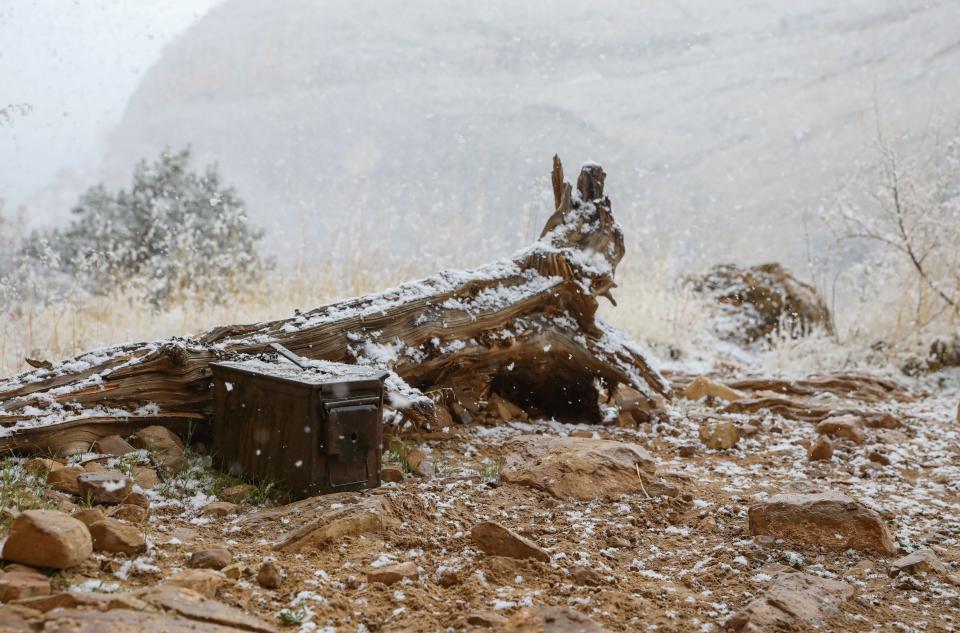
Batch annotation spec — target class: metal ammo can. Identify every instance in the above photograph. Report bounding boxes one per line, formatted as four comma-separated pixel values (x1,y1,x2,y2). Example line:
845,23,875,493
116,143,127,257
210,346,388,499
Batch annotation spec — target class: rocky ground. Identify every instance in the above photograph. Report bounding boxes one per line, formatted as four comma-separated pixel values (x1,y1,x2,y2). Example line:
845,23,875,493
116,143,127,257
0,371,958,632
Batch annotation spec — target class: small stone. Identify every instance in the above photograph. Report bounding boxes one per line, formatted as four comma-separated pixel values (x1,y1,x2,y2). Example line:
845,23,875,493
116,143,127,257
165,569,225,598
106,504,148,523
867,451,891,466
843,559,875,578
381,466,404,483
1,510,92,569
255,561,282,589
681,376,744,402
807,436,833,461
748,490,896,554
201,502,238,518
46,466,84,496
816,415,866,444
71,508,106,527
487,393,528,422
92,435,137,456
467,611,508,628
404,447,426,472
130,426,184,453
88,519,147,556
365,561,417,586
0,570,51,602
131,467,160,489
437,569,460,587
861,412,901,429
414,460,435,479
121,492,150,509
699,420,740,450
84,462,110,475
14,590,147,612
76,471,133,505
569,429,594,439
570,565,602,586
678,444,696,458
219,484,256,504
40,490,76,514
221,563,244,580
470,522,549,562
189,548,232,570
890,549,959,584
24,458,62,477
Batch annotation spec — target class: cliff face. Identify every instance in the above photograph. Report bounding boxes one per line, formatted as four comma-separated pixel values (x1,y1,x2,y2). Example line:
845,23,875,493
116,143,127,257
106,0,960,267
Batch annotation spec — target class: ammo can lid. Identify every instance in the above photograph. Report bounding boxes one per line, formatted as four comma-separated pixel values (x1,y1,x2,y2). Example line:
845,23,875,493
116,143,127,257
210,358,389,385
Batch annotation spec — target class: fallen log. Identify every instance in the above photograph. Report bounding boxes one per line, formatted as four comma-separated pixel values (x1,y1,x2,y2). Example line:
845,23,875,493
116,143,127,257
0,157,671,455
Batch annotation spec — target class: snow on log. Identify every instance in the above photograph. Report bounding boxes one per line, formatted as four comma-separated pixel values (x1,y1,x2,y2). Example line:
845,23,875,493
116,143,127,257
0,157,671,454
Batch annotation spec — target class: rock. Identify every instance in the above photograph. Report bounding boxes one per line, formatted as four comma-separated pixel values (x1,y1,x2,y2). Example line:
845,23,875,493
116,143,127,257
71,508,106,527
569,429,594,439
10,590,147,612
677,444,696,458
24,458,61,478
0,570,50,602
274,496,396,552
365,561,417,586
165,569,225,598
201,501,238,518
2,510,92,569
889,549,960,584
501,435,673,501
381,466,404,483
404,447,427,472
221,563,245,580
816,415,866,444
437,569,460,587
699,420,740,450
502,606,610,632
727,572,855,631
135,585,276,632
132,467,160,489
861,412,901,429
487,393,528,422
46,466,84,496
257,561,282,589
570,565,602,586
470,522,549,562
40,490,76,514
106,504,148,523
689,262,833,344
414,460,435,478
82,461,108,473
122,492,151,509
748,491,896,554
681,376,744,402
466,611,509,627
0,603,38,630
188,548,233,570
843,559,876,578
867,450,891,466
92,434,137,456
76,471,133,505
36,605,270,632
219,483,256,504
89,519,147,556
130,426,185,453
807,436,833,461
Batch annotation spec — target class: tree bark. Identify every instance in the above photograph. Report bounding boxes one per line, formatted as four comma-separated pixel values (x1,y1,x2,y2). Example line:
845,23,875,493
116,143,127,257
0,157,671,455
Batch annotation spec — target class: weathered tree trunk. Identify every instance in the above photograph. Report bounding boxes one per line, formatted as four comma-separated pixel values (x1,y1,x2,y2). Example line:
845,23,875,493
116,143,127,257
0,158,671,454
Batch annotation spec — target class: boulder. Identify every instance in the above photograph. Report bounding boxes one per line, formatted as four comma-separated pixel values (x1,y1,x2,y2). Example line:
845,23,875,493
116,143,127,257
188,548,233,570
727,572,855,631
92,434,137,456
502,606,610,632
681,376,744,402
89,519,147,556
76,471,133,505
699,420,740,450
748,491,896,554
2,510,92,569
46,466,84,496
807,436,833,461
470,522,549,562
501,435,673,501
689,262,833,344
816,415,866,444
365,561,417,586
256,561,282,589
165,569,225,598
219,483,256,504
0,570,50,602
200,502,238,518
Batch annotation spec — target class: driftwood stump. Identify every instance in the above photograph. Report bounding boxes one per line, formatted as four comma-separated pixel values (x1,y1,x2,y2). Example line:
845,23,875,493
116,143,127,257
0,157,671,454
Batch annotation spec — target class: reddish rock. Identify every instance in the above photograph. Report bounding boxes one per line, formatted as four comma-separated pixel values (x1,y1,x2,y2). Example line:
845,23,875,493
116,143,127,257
188,548,233,570
10,590,147,612
807,435,833,461
365,561,417,586
0,570,50,602
681,376,744,402
92,434,137,456
470,522,549,562
71,508,106,528
256,561,282,589
131,467,160,489
106,504,148,523
121,492,151,509
219,484,256,504
381,466,404,483
699,420,740,449
200,502,238,518
135,585,276,632
165,569,225,598
487,393,528,422
1,510,92,569
46,466,84,496
130,426,184,453
89,519,147,556
816,415,866,444
748,491,896,554
76,471,133,505
889,549,960,584
727,572,855,631
81,462,108,473
24,458,61,478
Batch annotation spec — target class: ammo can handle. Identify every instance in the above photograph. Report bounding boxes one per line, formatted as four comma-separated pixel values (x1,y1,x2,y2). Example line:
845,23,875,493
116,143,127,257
268,343,310,370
